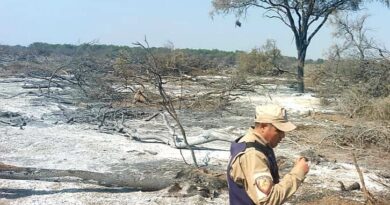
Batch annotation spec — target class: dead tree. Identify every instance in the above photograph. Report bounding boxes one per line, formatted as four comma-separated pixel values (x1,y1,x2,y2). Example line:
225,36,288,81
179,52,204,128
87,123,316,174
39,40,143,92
0,161,227,196
211,0,390,93
129,112,235,148
133,39,199,167
0,162,171,191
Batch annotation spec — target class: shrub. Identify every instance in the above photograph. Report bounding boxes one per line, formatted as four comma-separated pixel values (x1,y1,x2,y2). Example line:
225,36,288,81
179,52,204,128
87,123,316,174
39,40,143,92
338,87,390,120
335,123,390,152
307,56,389,120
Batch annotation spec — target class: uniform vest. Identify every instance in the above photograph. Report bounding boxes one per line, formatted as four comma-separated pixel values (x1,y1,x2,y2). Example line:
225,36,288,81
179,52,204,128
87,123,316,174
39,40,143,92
227,137,280,205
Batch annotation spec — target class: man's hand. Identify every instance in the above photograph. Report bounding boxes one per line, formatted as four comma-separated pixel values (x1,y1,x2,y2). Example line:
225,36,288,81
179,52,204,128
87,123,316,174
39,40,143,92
295,157,310,175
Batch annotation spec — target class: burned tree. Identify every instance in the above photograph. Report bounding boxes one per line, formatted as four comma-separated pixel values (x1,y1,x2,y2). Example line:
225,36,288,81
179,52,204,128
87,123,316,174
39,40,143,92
329,13,374,61
211,0,390,93
122,40,252,166
133,39,200,167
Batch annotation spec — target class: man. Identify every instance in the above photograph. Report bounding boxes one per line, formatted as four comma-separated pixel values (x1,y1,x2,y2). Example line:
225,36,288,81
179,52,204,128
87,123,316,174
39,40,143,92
227,104,309,205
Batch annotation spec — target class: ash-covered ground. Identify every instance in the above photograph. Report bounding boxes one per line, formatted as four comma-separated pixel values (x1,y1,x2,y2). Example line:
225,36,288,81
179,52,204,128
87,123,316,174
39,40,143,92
0,77,389,205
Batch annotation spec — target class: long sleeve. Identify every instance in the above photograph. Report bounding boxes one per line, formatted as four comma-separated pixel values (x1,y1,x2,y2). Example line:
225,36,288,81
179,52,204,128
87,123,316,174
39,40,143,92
230,148,306,205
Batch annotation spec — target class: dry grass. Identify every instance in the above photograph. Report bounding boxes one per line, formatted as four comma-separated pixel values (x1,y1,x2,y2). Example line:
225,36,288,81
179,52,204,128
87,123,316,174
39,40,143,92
292,184,390,205
338,88,390,120
358,97,390,121
298,196,363,205
299,196,390,205
335,123,390,152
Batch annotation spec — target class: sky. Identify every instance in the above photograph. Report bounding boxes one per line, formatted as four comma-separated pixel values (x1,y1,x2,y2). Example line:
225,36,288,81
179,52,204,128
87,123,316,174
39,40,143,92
0,0,389,59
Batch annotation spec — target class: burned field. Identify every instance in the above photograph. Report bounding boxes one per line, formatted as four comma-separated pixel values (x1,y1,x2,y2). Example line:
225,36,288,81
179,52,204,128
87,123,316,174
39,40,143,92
0,73,389,205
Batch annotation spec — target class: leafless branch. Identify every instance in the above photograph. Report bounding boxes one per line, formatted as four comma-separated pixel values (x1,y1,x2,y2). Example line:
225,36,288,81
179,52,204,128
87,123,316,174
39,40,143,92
352,153,376,205
133,39,199,167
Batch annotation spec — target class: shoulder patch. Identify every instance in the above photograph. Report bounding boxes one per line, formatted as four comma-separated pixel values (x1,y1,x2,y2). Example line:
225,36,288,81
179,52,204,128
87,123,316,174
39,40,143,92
255,175,273,195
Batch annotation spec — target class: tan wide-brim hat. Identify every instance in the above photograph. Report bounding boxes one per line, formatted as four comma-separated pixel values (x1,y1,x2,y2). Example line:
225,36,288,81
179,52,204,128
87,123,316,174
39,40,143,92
254,104,297,132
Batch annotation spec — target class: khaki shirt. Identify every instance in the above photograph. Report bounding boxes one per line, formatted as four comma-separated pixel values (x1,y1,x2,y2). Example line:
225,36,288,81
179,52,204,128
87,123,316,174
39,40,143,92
230,128,306,205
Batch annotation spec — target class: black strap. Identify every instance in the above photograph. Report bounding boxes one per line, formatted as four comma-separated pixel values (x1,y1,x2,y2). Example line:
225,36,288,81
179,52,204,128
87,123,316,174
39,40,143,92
245,142,280,184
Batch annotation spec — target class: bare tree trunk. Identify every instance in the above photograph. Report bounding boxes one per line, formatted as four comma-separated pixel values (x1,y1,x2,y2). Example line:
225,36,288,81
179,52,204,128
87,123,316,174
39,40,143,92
297,45,307,93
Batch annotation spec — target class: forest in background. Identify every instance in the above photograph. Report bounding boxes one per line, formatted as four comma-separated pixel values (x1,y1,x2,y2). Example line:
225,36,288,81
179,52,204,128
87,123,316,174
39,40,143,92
0,42,324,76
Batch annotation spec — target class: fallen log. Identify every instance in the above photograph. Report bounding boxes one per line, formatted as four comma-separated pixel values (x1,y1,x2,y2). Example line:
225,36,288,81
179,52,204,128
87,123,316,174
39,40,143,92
0,161,228,198
127,112,234,149
129,130,232,149
0,162,172,191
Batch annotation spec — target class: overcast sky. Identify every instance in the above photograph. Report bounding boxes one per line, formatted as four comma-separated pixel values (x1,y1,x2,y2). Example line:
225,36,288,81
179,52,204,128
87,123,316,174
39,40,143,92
1,0,389,59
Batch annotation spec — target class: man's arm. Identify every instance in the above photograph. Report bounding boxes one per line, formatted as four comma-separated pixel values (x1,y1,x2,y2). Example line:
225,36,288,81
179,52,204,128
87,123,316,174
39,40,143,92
232,149,308,205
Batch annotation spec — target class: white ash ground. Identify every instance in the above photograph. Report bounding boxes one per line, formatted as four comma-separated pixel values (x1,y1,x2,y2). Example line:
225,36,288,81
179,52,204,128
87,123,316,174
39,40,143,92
0,77,387,204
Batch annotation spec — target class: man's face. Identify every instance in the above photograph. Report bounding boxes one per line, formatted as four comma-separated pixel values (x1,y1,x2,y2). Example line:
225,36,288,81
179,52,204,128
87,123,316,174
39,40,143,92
264,124,285,148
